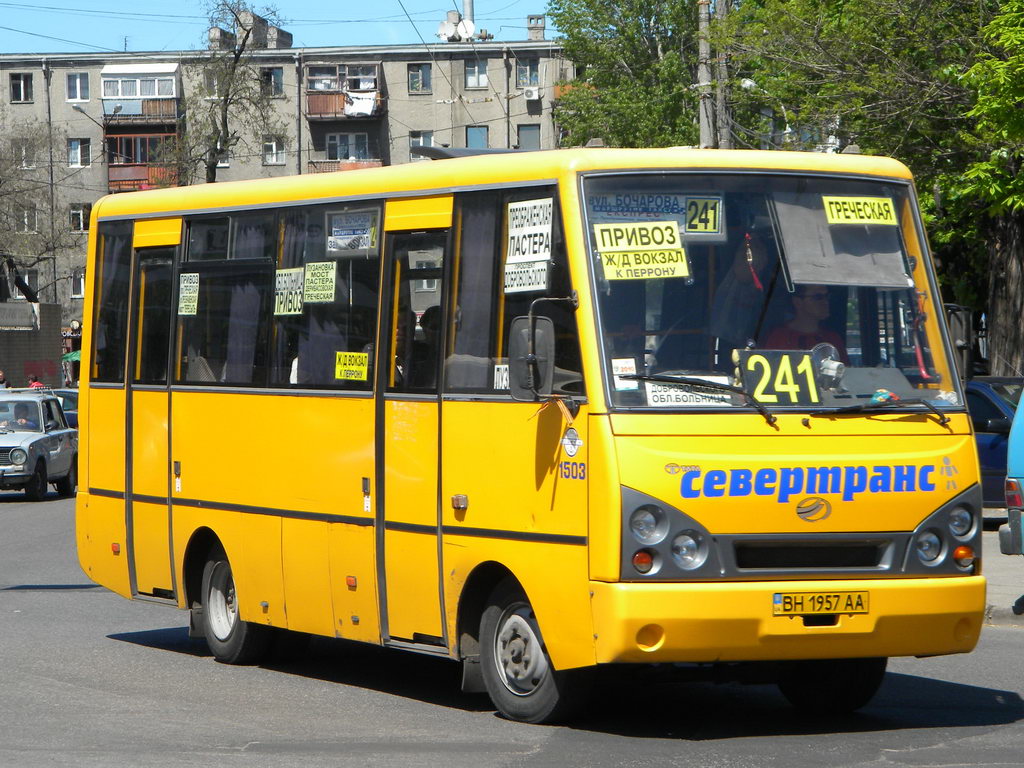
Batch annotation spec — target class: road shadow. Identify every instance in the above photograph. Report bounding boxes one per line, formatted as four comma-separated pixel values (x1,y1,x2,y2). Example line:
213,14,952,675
562,668,1024,739
1,583,102,591
109,626,1024,734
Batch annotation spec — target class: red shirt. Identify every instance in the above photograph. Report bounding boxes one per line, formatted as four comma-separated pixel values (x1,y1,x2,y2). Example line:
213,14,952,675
763,325,849,362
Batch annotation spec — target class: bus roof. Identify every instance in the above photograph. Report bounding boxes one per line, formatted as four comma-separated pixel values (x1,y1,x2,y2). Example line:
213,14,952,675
93,148,914,221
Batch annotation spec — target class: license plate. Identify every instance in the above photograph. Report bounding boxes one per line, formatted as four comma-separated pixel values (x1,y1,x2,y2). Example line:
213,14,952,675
772,591,869,616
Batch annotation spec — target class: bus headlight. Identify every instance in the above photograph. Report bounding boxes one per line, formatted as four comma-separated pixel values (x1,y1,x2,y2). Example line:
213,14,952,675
10,448,27,465
629,505,667,545
948,507,973,538
915,530,943,563
671,530,708,570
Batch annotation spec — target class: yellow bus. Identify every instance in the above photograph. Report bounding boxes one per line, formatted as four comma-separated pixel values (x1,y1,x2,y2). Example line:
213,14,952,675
76,147,985,723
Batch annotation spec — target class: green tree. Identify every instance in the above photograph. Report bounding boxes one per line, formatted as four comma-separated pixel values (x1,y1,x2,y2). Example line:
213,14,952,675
548,0,702,147
723,0,1020,370
956,0,1024,374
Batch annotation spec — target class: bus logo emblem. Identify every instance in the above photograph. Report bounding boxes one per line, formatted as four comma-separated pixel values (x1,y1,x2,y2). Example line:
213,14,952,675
561,428,583,457
796,496,831,522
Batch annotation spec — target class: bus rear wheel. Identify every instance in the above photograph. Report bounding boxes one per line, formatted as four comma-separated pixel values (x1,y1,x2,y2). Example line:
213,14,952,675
479,579,590,723
777,657,887,714
200,547,270,664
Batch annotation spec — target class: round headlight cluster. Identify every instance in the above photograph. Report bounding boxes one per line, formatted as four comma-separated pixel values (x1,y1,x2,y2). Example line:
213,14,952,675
671,530,708,570
9,448,27,465
915,530,943,564
629,505,668,545
948,507,973,538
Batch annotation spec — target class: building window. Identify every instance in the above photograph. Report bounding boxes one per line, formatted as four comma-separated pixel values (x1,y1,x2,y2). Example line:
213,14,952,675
262,136,286,165
410,130,433,160
517,124,541,151
516,59,540,88
307,65,339,91
70,203,92,232
66,72,90,101
71,267,86,299
261,67,284,96
10,268,38,300
465,59,488,89
346,65,377,91
106,134,170,165
102,76,175,98
466,125,488,149
15,205,38,233
10,73,33,103
12,139,35,169
408,63,432,93
326,132,369,161
68,138,92,167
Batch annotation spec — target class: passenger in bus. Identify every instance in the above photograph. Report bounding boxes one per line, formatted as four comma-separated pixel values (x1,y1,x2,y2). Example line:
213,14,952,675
410,305,441,388
764,284,849,361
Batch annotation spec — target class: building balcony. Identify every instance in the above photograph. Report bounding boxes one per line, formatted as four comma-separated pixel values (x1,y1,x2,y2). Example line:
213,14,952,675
305,91,384,120
307,159,383,174
103,98,180,123
108,164,178,192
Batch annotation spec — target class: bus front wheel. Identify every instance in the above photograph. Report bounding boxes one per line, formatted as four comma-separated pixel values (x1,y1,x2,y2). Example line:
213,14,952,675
479,579,590,723
200,547,269,665
777,657,887,714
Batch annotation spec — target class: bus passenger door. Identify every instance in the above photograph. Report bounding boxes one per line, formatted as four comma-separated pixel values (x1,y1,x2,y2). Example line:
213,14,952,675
126,239,177,598
376,225,449,646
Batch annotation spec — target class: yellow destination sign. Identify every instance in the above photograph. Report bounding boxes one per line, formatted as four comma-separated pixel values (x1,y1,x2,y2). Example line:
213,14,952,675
335,351,369,381
822,196,897,226
594,221,689,281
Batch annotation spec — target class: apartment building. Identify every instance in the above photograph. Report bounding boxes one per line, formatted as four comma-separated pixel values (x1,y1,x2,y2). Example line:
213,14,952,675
0,14,571,325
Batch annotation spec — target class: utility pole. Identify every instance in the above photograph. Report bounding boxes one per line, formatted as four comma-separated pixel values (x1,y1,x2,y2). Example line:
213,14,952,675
714,0,732,149
697,0,714,148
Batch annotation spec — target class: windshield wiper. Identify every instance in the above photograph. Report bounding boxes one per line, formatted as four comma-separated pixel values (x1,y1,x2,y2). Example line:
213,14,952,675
621,373,777,425
810,397,950,425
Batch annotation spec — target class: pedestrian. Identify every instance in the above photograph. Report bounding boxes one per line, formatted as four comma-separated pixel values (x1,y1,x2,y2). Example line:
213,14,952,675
0,370,8,388
28,374,44,389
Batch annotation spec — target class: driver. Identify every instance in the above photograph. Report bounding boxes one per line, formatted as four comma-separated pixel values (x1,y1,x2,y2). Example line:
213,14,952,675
764,284,849,361
1,403,39,429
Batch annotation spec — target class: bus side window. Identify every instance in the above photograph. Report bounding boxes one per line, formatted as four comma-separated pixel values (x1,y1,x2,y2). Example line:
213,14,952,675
90,222,133,383
446,188,584,397
269,203,381,391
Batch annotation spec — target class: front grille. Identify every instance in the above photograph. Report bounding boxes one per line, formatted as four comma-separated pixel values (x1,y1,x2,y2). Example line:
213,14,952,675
734,540,887,569
0,448,12,466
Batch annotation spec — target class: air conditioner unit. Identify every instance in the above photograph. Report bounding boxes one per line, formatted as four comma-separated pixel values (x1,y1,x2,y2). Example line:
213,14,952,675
523,87,541,101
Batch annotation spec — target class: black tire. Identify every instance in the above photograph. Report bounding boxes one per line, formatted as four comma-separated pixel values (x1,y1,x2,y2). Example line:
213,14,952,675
24,460,47,502
199,546,270,664
55,456,77,497
777,657,887,714
479,579,591,723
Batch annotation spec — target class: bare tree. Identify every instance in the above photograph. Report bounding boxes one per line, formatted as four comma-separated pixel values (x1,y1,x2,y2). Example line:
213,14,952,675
158,1,288,185
0,122,89,304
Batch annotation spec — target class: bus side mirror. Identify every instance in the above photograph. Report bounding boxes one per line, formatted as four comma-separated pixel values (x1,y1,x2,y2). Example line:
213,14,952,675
509,315,555,401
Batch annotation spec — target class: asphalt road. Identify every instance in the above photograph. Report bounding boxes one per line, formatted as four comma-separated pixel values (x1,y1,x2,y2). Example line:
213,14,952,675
3,492,1024,767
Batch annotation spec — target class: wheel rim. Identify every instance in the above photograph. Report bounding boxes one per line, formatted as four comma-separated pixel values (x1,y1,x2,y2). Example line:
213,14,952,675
493,602,550,696
207,561,237,641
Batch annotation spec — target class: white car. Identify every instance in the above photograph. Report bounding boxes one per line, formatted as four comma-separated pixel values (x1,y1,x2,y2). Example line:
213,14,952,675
0,390,77,500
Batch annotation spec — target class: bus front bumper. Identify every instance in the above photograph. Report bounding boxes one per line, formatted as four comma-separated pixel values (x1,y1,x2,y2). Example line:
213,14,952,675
589,576,985,664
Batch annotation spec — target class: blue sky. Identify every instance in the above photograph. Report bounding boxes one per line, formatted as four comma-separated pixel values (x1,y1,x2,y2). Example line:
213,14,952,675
0,0,551,55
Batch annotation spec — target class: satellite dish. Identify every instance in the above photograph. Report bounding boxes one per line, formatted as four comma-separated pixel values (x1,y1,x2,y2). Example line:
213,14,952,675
456,19,476,40
437,20,456,41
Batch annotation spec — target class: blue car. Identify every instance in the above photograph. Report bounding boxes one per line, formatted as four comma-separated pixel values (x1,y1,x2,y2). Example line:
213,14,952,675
966,376,1023,508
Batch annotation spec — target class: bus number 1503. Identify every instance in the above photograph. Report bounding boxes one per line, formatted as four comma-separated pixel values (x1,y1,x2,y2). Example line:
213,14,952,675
560,461,586,480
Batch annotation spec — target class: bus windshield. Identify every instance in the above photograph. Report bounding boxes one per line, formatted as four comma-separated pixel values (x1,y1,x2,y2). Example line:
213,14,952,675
583,172,961,411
